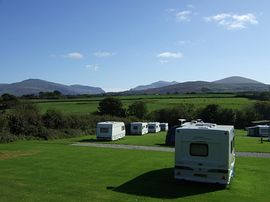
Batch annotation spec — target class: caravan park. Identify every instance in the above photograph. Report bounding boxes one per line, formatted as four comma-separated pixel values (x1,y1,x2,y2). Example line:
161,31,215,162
1,93,270,201
1,0,270,201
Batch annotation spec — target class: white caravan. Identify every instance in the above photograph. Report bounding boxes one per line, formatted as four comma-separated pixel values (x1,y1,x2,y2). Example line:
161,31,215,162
247,125,270,137
96,121,125,141
148,122,161,133
130,122,148,135
160,123,169,131
174,121,235,185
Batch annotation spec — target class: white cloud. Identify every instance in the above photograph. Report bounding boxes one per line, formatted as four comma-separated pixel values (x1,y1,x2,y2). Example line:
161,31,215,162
177,40,190,45
157,52,183,59
64,52,84,59
204,13,258,30
176,10,191,22
93,51,115,58
166,8,176,13
159,60,169,64
187,4,194,9
86,64,99,71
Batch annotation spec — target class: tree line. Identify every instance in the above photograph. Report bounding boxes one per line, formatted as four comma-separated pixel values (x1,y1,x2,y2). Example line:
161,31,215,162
96,97,270,129
1,95,270,143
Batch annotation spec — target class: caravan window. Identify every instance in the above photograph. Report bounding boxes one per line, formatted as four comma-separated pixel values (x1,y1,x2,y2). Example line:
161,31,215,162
121,126,125,131
190,143,208,157
133,126,138,130
100,128,109,133
148,125,154,129
260,128,269,135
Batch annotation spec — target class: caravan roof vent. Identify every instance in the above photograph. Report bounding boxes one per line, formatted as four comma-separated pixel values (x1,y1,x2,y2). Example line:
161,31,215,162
195,123,217,129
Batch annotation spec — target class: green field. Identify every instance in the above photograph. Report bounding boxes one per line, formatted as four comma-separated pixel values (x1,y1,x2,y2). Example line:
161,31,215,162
0,139,270,202
33,94,254,115
1,94,268,201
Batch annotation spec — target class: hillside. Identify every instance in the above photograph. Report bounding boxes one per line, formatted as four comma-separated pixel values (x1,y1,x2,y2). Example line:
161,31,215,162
214,76,263,84
130,81,178,91
0,79,105,96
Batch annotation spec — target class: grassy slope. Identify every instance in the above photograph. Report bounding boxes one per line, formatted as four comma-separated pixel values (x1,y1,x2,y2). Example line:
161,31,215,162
0,141,270,202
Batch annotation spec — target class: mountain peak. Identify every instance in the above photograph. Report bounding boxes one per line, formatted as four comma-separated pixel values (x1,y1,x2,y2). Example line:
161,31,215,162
213,76,263,84
0,79,105,96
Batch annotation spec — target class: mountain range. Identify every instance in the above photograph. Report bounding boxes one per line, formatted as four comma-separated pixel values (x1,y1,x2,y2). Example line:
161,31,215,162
0,76,269,96
0,79,105,96
126,76,269,94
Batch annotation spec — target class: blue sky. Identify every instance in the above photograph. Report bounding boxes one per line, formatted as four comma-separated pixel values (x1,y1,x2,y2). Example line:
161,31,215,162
0,0,269,92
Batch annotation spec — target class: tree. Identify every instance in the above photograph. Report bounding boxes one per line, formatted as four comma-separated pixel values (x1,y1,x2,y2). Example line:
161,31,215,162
253,101,270,120
148,104,196,126
98,97,125,117
199,104,237,125
128,101,148,119
199,104,220,123
8,103,42,136
0,93,19,110
42,109,67,129
1,93,17,101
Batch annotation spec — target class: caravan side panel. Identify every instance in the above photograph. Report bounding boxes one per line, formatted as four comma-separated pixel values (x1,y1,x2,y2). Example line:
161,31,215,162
112,123,126,140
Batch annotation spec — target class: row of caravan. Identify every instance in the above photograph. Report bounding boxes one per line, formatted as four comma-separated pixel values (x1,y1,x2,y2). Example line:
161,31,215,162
96,121,168,141
131,122,168,135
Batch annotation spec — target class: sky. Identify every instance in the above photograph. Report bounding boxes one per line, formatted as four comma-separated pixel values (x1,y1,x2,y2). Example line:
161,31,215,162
0,0,270,92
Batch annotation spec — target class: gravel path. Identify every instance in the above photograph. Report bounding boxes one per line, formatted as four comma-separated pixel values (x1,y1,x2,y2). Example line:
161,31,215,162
72,142,174,152
72,142,270,158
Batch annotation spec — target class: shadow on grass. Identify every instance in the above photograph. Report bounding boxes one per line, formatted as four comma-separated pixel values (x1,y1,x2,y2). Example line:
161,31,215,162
79,138,108,143
112,168,225,199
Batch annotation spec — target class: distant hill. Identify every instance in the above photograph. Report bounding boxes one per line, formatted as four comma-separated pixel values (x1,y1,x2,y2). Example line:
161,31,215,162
127,76,269,94
0,79,105,96
130,81,178,91
213,76,263,84
69,84,105,95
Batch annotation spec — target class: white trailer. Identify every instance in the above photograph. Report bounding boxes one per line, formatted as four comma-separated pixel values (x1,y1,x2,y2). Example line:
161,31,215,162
130,122,148,135
148,122,161,133
174,122,235,185
160,123,169,131
96,121,125,141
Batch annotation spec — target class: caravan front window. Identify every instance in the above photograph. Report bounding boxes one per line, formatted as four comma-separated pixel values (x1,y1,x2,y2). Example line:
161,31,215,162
190,143,208,157
100,128,109,133
121,126,125,131
133,126,138,130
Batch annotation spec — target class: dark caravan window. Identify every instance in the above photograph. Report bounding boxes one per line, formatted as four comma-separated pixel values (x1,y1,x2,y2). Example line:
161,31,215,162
190,143,208,157
100,128,109,133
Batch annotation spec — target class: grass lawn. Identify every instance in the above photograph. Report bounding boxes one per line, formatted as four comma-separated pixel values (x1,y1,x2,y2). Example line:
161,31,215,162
234,130,270,153
74,129,270,153
0,140,270,201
